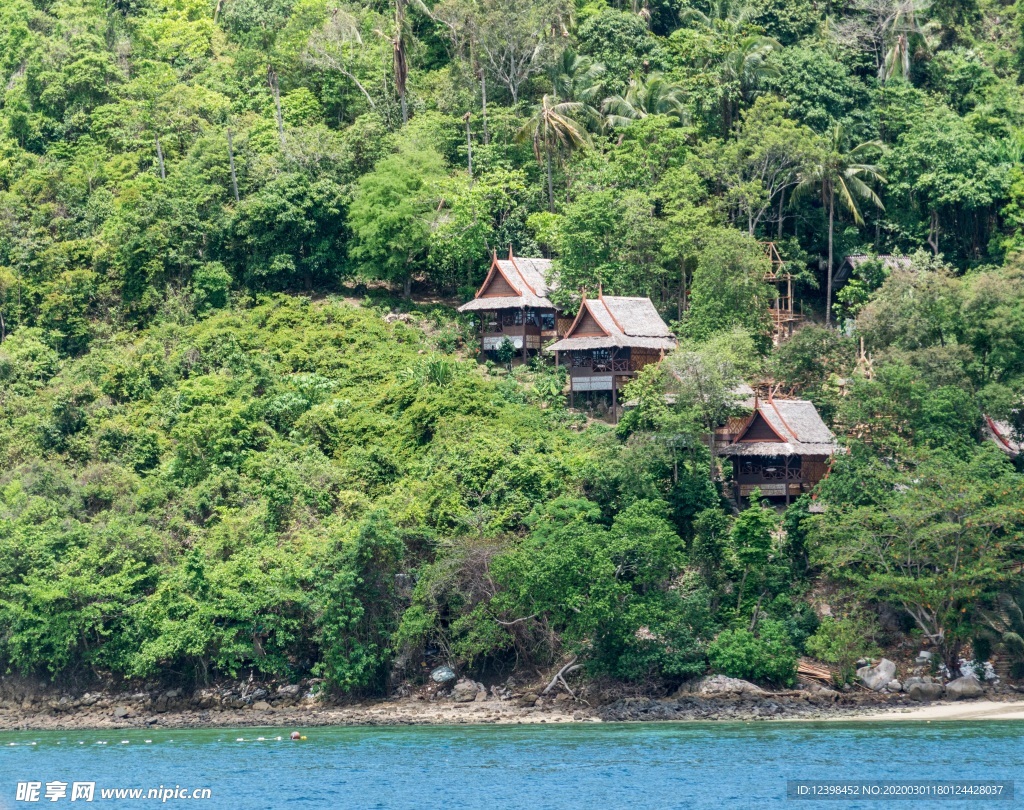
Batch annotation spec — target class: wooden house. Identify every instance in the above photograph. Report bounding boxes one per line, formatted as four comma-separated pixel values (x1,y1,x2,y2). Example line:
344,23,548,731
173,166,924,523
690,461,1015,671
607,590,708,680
546,293,676,417
458,251,562,359
717,397,842,504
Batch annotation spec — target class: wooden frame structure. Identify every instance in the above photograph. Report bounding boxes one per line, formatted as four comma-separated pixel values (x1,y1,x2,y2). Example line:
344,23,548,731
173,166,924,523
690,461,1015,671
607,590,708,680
763,241,802,345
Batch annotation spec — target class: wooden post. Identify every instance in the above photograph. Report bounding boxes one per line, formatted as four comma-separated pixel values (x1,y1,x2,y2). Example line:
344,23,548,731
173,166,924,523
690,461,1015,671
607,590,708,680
612,380,617,424
521,306,527,362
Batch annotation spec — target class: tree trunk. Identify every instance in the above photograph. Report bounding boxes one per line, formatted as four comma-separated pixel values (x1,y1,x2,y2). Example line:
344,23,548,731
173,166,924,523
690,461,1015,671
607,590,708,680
826,193,834,327
268,67,285,145
465,114,473,179
403,274,412,299
928,210,940,255
155,137,166,179
777,189,785,239
942,637,963,679
227,127,240,203
394,0,409,125
480,70,489,145
545,148,555,213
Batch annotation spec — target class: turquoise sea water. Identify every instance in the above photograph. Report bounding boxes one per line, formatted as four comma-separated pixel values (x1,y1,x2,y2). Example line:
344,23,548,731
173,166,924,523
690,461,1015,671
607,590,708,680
1,721,1021,809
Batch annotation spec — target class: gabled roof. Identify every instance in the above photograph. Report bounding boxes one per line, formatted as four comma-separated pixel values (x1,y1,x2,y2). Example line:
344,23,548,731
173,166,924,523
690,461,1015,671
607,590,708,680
458,252,558,312
717,398,842,457
546,294,676,352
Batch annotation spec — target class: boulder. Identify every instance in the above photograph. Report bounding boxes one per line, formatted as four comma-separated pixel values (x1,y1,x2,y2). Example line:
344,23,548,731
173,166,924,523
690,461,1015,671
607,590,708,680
430,665,457,684
251,700,271,711
113,706,130,719
451,679,482,703
907,682,944,702
675,675,765,697
946,675,984,701
856,658,897,691
886,680,903,693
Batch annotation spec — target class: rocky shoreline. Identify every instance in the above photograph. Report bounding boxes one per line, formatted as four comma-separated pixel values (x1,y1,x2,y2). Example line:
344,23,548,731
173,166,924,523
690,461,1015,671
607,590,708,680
3,674,1018,732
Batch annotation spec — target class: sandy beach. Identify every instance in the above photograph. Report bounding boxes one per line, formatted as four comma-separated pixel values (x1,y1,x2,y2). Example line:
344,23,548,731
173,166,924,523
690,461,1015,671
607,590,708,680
842,700,1024,722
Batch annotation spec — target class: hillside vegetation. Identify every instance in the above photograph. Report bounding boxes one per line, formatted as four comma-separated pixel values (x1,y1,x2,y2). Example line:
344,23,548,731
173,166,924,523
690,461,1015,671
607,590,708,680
2,0,1024,691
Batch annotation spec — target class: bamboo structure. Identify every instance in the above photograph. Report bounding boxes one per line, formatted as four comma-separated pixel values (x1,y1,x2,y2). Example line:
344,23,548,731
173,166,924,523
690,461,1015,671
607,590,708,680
762,242,802,345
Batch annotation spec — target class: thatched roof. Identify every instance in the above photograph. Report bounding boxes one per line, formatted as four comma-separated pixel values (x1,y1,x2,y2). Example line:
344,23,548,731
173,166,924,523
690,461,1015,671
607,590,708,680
836,254,912,284
546,295,676,352
458,253,558,312
718,398,842,458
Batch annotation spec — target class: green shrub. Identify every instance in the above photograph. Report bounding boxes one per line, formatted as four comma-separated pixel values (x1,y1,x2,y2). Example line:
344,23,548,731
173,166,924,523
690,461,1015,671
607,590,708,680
805,615,881,685
707,619,798,685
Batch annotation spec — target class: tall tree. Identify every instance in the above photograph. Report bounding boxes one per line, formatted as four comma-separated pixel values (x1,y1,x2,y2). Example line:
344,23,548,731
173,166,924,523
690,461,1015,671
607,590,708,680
517,94,590,212
603,73,689,127
795,124,885,325
348,144,447,298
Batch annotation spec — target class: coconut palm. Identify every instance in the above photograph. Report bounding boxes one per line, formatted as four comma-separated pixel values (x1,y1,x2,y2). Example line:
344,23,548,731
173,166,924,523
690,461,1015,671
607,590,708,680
682,0,777,131
718,35,779,130
795,124,886,325
681,0,754,33
879,0,930,82
517,94,590,212
603,73,689,128
548,49,606,108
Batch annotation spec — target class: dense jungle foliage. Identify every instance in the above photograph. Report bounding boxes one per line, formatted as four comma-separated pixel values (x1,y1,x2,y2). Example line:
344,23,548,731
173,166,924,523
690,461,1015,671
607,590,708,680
2,0,1024,690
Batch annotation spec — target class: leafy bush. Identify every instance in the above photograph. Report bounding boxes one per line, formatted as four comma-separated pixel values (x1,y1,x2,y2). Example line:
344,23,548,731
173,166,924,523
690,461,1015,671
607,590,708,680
707,620,798,686
805,614,880,685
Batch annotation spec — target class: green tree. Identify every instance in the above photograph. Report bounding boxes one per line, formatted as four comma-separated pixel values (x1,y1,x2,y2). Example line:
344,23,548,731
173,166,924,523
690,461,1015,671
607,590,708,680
603,73,689,127
314,512,405,692
795,124,886,325
517,94,590,212
348,145,447,298
664,327,761,477
812,447,1024,675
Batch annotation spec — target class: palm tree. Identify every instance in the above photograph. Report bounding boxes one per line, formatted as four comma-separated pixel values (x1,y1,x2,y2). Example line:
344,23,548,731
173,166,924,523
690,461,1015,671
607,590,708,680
390,0,435,124
681,0,777,131
548,49,606,108
517,94,590,212
718,35,778,130
795,124,886,325
879,0,929,82
603,73,689,128
681,0,754,32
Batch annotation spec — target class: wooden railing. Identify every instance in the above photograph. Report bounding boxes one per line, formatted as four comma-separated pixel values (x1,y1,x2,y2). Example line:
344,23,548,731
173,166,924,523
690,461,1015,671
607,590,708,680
569,355,632,373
